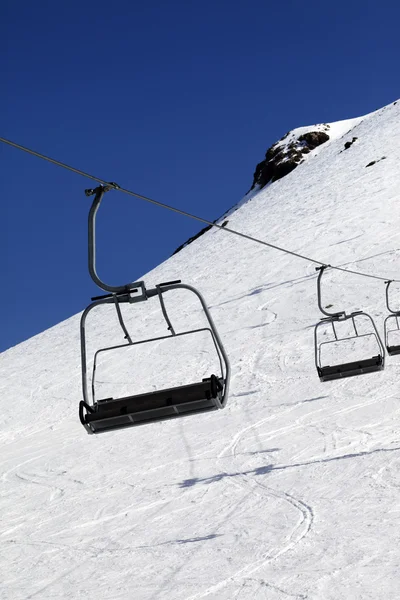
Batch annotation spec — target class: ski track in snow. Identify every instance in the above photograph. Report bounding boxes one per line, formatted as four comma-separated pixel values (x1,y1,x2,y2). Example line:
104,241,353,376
187,415,314,599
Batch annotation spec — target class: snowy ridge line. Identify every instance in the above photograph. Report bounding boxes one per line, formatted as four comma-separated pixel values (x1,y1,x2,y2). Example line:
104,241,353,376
1,135,399,283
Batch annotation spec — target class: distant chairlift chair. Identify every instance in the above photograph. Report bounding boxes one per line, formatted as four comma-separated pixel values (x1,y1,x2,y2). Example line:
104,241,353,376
79,185,230,434
314,266,385,381
384,280,400,355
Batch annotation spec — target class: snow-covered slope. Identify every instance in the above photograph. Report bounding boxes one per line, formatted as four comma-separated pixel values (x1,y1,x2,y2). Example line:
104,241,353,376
2,100,400,600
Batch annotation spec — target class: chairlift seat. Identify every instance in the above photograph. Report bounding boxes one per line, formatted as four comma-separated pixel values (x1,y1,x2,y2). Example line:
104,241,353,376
317,355,384,382
80,375,224,434
386,345,400,356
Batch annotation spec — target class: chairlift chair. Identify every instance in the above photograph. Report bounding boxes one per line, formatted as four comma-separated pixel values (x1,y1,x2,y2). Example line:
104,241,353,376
314,266,385,381
79,185,230,434
384,280,400,355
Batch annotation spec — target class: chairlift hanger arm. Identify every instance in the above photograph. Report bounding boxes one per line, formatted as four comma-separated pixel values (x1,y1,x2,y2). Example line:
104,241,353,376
385,280,400,315
316,265,346,319
86,185,145,294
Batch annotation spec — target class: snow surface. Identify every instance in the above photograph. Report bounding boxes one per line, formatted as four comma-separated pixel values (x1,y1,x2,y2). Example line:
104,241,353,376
2,100,400,599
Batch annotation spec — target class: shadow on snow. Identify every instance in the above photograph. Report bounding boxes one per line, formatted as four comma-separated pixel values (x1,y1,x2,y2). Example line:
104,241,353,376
179,445,400,488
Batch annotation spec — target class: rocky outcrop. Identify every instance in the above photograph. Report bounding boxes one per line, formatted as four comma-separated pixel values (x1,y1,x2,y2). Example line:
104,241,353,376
344,137,358,150
365,156,386,168
298,131,330,149
251,129,330,190
173,125,331,256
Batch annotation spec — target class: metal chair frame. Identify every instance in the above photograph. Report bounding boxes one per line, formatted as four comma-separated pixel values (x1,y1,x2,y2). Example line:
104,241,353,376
79,185,230,434
314,266,385,381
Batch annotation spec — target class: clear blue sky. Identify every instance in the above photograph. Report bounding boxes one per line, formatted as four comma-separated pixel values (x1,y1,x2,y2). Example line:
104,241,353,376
2,0,399,352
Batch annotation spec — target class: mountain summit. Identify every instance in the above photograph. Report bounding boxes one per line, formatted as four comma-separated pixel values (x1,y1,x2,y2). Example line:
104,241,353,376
2,100,400,599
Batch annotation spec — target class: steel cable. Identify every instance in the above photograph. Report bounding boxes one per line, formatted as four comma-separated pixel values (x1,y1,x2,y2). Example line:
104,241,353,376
1,135,398,283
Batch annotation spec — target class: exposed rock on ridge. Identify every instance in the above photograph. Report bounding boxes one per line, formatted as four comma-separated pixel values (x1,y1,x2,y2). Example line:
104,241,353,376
251,127,330,190
173,123,332,255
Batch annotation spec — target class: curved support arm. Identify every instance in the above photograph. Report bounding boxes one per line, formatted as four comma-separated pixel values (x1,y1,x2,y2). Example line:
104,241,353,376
316,266,345,318
385,280,400,315
80,296,116,408
87,186,144,293
359,312,386,359
153,282,231,407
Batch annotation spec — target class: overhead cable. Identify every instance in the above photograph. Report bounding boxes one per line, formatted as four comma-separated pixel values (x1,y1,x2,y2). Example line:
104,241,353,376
0,135,398,283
